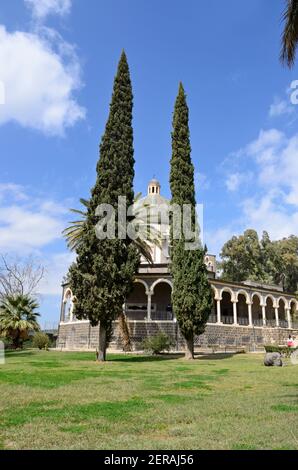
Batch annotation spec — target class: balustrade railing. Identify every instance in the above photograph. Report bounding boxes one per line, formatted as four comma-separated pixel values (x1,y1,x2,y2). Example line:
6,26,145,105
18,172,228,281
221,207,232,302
266,319,277,328
279,320,288,329
252,319,264,327
208,314,217,324
151,311,173,321
222,316,234,325
125,311,173,321
125,311,147,321
238,317,249,326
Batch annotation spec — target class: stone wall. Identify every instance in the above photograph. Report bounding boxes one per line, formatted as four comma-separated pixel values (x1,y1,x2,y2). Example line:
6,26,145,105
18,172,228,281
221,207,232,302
57,321,298,352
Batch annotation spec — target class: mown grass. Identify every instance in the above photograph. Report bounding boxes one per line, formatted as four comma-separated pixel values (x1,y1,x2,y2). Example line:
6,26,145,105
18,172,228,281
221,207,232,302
0,350,297,450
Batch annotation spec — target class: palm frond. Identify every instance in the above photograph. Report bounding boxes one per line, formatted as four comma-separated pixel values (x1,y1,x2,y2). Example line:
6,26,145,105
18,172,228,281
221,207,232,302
281,0,298,67
63,194,162,263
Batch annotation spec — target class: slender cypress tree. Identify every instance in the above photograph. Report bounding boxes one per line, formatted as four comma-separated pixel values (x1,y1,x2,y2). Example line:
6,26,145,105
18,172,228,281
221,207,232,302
69,51,139,361
170,83,213,359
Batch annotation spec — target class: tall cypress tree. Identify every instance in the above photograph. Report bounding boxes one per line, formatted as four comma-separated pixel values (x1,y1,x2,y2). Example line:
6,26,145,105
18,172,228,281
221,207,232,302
170,83,213,359
69,51,139,361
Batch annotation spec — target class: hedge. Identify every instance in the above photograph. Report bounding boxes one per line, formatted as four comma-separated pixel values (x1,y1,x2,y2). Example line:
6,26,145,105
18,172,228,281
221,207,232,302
264,345,298,358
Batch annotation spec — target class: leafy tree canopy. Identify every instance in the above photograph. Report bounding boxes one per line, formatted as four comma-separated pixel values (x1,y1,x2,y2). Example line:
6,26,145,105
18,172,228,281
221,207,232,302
220,229,298,294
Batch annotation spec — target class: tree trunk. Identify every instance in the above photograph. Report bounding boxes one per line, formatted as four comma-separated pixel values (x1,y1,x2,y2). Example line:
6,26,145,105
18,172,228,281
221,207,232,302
12,331,22,350
118,312,132,352
185,335,194,360
98,325,107,361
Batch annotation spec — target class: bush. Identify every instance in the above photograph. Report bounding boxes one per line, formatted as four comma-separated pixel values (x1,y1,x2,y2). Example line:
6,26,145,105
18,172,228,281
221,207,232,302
32,332,50,350
264,345,298,358
142,332,175,355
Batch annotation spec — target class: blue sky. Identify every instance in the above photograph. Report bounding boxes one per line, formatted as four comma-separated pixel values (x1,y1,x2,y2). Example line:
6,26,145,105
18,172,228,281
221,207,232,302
0,0,298,326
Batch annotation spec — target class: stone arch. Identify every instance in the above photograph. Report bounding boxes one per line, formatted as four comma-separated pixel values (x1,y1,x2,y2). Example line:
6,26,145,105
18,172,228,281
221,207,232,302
251,293,263,325
62,288,73,322
220,290,234,324
277,297,287,323
290,299,298,312
150,278,173,295
63,287,73,302
277,296,289,309
211,284,219,300
126,280,148,321
219,287,235,302
236,289,250,304
134,278,150,294
264,295,275,325
251,291,264,305
290,299,298,323
150,280,173,321
264,294,277,308
237,293,249,325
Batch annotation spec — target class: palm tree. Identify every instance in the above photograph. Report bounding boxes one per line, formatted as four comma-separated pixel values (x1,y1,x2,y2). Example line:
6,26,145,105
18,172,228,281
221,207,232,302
63,195,161,351
63,194,161,264
0,294,40,349
281,0,298,67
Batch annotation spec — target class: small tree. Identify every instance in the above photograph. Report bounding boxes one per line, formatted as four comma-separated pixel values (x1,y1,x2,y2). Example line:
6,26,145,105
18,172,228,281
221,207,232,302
142,332,174,355
32,332,50,350
170,83,213,359
0,294,40,349
0,254,44,300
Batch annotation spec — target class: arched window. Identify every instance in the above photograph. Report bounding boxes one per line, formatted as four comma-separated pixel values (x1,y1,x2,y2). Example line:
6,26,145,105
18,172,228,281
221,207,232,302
63,290,73,322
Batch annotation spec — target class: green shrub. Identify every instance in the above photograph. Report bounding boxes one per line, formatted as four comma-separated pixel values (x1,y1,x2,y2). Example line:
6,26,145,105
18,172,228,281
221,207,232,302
32,332,50,350
142,332,175,355
264,345,298,358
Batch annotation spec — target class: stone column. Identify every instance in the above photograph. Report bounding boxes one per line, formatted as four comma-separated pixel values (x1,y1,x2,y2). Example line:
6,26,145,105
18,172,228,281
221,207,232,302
216,299,222,324
274,307,280,327
61,302,66,323
261,305,266,327
232,300,238,325
286,308,292,330
147,292,152,321
248,302,253,327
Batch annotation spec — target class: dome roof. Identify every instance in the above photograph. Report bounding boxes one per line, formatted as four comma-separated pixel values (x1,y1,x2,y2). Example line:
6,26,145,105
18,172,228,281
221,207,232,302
133,179,170,227
149,178,161,186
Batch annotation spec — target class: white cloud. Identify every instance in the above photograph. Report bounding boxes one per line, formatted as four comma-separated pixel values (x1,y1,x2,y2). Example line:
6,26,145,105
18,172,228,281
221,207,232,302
25,0,72,19
0,183,68,252
221,128,298,242
0,25,85,135
0,182,74,296
205,227,237,257
244,129,298,207
195,172,210,191
38,251,75,295
0,183,28,201
242,191,298,240
0,80,5,105
245,128,285,163
269,98,294,118
226,173,243,192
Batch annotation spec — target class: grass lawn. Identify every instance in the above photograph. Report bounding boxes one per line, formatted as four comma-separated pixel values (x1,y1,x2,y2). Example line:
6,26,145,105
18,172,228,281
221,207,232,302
0,350,297,450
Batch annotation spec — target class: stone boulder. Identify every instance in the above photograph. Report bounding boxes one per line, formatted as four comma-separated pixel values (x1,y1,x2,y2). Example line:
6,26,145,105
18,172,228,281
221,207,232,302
264,352,283,367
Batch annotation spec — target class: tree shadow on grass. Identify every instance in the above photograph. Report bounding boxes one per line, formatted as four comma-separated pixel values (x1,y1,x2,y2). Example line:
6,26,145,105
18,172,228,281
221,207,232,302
5,350,36,358
108,353,185,363
195,352,238,361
